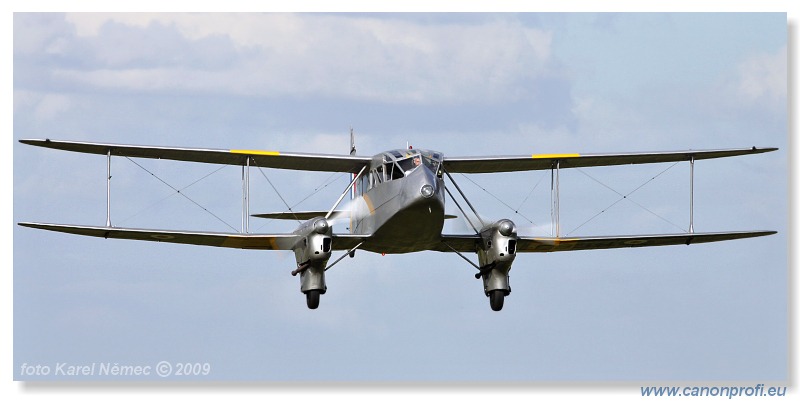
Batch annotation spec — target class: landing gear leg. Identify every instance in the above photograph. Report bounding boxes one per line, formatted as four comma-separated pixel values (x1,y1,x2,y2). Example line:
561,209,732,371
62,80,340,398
489,290,505,311
306,290,321,309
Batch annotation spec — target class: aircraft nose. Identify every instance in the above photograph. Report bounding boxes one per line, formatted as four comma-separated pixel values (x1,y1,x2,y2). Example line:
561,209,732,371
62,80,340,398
408,164,441,205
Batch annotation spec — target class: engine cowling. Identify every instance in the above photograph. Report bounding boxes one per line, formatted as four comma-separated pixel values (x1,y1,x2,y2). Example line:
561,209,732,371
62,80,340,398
294,217,332,263
291,217,332,295
477,219,518,296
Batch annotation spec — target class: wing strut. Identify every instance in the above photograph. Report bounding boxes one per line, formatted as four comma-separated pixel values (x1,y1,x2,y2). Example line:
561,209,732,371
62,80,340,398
350,128,357,201
551,160,561,237
324,241,365,272
443,185,480,235
441,241,481,270
443,167,485,232
689,155,695,233
242,156,250,233
326,165,367,219
106,149,112,227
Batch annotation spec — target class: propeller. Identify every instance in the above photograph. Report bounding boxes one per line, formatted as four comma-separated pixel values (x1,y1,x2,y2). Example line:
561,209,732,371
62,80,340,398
326,197,370,230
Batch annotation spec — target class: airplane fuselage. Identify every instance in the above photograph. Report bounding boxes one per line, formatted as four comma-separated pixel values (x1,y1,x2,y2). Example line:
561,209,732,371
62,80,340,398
349,149,446,254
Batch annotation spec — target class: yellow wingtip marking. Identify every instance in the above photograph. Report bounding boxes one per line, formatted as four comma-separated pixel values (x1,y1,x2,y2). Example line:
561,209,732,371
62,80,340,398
532,238,578,246
221,235,279,250
231,149,280,156
531,153,580,159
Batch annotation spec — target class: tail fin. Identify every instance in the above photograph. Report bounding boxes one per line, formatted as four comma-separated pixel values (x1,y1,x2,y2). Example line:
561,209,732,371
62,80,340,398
350,128,356,200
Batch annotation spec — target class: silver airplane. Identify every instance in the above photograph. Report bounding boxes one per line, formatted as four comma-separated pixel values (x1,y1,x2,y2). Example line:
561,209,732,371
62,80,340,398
17,136,777,311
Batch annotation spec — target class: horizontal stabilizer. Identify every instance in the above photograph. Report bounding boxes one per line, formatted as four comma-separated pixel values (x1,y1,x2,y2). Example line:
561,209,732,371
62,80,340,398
252,211,335,220
253,211,459,220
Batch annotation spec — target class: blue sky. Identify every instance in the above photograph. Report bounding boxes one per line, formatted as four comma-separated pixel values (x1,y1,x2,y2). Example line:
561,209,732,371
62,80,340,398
12,12,787,382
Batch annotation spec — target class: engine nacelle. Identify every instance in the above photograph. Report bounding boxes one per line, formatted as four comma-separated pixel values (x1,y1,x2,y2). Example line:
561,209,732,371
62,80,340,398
293,217,332,263
292,217,333,294
477,219,518,296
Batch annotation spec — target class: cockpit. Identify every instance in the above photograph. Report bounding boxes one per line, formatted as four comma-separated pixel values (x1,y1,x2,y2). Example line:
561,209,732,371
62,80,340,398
356,149,444,196
383,149,443,180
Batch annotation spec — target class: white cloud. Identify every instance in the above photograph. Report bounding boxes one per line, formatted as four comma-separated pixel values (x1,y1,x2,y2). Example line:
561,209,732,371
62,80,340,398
736,45,786,104
54,13,553,104
34,93,72,120
14,90,73,121
564,43,787,150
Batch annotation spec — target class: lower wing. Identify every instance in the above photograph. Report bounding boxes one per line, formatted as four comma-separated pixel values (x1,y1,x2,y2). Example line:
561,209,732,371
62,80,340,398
436,231,776,253
18,222,368,251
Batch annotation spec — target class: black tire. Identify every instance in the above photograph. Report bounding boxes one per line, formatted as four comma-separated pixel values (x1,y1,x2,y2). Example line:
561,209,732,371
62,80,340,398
489,290,505,311
306,290,321,309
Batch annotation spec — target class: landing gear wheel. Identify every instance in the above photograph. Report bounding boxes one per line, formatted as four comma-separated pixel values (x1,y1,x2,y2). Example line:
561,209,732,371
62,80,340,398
306,290,320,309
489,290,505,311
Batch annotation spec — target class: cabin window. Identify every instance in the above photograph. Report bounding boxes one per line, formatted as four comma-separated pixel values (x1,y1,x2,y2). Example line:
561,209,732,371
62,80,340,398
358,174,369,194
397,156,420,173
422,156,440,177
375,165,384,183
370,170,381,187
387,162,404,180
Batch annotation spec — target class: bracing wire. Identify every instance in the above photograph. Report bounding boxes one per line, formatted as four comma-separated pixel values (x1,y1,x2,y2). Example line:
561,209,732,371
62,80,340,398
458,173,539,227
251,160,301,224
516,170,548,213
123,157,239,233
288,172,343,210
566,162,686,236
251,170,345,233
116,162,230,226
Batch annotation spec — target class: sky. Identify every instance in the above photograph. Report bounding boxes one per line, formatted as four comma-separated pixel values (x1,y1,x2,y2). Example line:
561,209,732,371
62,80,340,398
11,12,787,384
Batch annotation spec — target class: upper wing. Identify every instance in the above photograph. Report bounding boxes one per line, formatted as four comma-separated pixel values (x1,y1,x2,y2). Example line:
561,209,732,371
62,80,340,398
443,147,777,173
19,139,371,173
436,230,776,253
18,222,369,251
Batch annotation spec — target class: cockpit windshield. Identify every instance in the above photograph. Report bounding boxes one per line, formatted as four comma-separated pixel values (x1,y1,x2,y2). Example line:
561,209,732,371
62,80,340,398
397,155,420,173
419,150,442,177
382,149,443,181
421,154,440,173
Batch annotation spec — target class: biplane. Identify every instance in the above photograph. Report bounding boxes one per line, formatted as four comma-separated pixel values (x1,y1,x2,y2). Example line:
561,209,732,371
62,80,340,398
18,135,777,311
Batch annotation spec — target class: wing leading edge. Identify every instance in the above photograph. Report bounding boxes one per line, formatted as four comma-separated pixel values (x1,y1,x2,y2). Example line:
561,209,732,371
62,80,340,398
21,140,776,174
444,147,777,173
19,139,371,173
437,230,776,253
18,222,368,251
